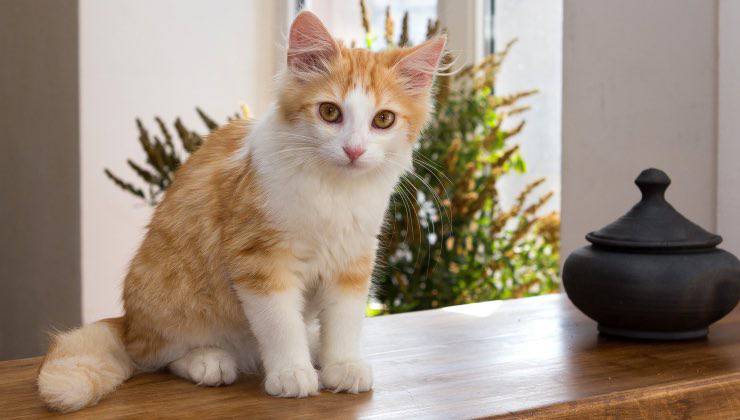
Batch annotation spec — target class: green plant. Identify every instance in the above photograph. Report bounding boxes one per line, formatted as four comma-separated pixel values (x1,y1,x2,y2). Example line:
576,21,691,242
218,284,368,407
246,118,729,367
367,3,559,313
106,3,560,315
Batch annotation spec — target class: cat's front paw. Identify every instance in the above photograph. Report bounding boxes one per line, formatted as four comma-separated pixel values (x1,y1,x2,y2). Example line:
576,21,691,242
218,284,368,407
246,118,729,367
320,360,373,393
264,365,319,398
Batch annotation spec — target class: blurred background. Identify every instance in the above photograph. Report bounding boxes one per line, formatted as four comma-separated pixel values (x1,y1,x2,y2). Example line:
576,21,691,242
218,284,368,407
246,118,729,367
1,0,738,359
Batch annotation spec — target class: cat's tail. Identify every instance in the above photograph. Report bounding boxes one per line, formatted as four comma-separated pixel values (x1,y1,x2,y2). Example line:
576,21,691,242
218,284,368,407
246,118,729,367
37,317,135,412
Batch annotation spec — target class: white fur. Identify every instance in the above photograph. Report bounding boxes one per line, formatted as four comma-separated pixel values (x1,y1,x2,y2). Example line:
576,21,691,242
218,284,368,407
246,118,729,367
169,347,239,386
233,84,415,397
236,285,320,397
317,287,373,393
247,90,411,274
320,360,373,393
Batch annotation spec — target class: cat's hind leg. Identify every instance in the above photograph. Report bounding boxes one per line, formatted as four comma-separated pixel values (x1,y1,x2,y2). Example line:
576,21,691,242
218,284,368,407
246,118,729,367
169,347,238,386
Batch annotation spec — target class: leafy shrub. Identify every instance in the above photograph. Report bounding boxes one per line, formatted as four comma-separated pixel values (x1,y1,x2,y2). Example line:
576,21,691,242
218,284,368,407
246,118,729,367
367,4,560,313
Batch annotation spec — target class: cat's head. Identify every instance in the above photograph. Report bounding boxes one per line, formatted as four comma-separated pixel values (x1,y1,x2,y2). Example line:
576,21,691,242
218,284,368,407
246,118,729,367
275,11,446,178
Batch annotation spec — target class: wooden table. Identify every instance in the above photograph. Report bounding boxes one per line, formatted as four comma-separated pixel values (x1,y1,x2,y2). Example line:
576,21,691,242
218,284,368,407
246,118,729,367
2,294,740,419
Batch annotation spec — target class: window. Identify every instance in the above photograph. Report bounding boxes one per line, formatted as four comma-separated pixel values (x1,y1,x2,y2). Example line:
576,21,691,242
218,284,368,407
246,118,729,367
297,0,437,49
483,0,495,55
366,0,437,48
489,0,562,215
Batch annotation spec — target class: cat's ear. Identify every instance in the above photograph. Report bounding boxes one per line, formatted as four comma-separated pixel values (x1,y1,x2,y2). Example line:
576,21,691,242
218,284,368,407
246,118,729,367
287,11,338,78
394,36,447,93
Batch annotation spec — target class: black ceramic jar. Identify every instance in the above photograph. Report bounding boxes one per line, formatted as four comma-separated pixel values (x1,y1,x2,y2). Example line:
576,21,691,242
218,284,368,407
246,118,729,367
563,168,740,340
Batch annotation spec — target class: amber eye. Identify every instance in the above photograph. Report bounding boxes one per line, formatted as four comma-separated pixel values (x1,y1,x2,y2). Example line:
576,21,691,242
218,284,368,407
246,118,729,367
319,102,342,123
372,110,396,129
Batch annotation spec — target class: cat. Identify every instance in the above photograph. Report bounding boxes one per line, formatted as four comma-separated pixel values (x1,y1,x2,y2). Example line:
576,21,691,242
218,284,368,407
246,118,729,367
37,11,446,412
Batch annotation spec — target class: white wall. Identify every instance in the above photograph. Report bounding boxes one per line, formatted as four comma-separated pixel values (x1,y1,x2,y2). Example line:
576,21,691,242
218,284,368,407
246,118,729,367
438,0,563,215
718,0,740,255
562,0,719,260
80,0,282,322
494,0,562,214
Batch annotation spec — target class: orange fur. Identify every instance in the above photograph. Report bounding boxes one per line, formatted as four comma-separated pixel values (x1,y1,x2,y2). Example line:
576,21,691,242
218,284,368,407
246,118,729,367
337,254,374,294
122,120,264,367
278,42,438,143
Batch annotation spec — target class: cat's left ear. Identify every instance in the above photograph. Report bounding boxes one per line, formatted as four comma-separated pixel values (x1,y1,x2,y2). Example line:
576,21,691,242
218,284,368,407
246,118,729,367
287,11,338,78
394,36,447,94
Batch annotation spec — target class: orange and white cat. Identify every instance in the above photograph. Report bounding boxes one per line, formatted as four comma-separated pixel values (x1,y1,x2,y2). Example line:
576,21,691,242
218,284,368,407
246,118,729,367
38,11,446,412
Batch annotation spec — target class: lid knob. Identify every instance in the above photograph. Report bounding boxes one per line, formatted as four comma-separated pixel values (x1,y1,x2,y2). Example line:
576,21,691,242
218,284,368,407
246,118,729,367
585,167,722,250
635,168,670,202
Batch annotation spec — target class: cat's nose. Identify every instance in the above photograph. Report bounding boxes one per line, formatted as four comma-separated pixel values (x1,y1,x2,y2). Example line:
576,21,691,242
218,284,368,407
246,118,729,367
343,146,366,162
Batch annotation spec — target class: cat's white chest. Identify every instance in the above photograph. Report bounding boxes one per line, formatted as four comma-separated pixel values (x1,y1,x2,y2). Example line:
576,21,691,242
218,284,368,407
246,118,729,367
268,174,391,280
244,115,403,281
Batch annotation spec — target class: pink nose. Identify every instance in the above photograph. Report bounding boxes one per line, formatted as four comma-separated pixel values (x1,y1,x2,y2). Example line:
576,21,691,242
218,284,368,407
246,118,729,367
343,146,366,162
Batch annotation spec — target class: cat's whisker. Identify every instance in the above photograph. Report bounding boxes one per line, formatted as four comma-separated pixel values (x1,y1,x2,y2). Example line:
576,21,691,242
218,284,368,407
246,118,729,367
412,154,454,204
385,157,447,239
413,152,454,184
405,162,449,236
386,168,427,272
271,131,319,141
392,179,417,245
398,176,429,274
264,147,316,158
257,146,315,172
383,156,448,274
409,155,453,233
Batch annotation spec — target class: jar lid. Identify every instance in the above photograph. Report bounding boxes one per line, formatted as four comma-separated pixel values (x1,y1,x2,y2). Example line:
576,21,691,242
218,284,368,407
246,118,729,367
586,168,722,250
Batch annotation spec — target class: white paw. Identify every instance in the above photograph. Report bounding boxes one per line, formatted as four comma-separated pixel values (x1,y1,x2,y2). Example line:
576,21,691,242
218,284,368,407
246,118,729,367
320,360,373,393
171,347,238,386
264,365,320,398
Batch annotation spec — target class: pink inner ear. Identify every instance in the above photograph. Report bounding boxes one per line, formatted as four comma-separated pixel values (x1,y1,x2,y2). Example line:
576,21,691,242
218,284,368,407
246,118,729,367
396,36,447,92
287,11,337,75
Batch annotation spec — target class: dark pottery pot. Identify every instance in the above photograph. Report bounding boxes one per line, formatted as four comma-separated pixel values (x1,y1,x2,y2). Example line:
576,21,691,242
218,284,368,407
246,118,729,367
563,168,740,340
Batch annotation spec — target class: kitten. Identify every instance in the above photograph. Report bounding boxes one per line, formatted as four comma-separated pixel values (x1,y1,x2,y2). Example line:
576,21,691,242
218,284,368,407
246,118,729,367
38,11,446,412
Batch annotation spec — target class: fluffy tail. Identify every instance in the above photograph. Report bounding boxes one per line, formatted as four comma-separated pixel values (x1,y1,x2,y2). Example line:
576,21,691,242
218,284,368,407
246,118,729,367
37,317,135,412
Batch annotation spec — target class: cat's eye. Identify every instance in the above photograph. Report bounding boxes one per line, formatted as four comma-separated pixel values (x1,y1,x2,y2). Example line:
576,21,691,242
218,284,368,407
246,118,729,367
319,102,342,123
373,110,396,129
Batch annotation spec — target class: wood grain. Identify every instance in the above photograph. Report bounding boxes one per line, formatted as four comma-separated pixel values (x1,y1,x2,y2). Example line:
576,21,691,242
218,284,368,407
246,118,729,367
1,295,740,419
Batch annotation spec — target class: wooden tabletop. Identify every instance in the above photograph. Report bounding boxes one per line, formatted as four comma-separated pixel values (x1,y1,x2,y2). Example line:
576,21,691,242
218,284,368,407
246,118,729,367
2,294,740,419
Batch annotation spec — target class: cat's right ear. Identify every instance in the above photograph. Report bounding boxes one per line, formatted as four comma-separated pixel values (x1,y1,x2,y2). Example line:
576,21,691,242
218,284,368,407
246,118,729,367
287,11,338,78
